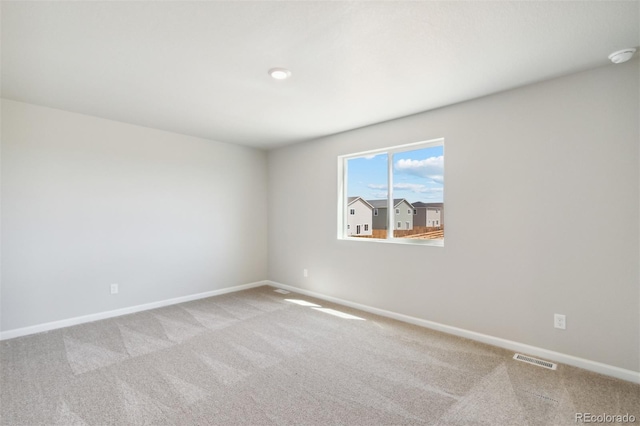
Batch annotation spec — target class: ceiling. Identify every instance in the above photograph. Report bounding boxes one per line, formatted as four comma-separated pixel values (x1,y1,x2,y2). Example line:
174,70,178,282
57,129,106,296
2,1,638,150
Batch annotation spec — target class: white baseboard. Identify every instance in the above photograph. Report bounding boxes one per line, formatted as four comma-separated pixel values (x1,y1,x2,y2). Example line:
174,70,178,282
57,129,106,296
0,280,269,341
267,281,640,384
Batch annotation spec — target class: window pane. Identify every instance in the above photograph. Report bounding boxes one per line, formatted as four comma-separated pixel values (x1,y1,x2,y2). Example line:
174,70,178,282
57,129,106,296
345,153,388,239
391,145,444,240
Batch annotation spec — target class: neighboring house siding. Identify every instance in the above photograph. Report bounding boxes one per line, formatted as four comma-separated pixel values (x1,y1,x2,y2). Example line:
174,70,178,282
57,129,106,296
426,208,441,227
415,208,427,227
372,208,387,230
367,199,414,230
413,202,444,227
394,200,413,230
347,198,373,236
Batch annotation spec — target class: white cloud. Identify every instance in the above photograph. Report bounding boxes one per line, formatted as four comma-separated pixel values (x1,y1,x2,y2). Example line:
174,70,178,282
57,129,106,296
367,184,387,189
367,183,443,194
371,191,388,198
394,156,444,183
394,183,422,192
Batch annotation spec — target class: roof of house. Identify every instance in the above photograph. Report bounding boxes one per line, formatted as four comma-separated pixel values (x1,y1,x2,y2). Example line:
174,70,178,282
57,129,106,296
347,197,374,209
365,199,413,208
412,202,444,208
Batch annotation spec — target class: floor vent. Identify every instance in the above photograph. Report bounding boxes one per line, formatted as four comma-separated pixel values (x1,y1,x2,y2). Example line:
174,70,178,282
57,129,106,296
273,289,290,294
513,353,557,370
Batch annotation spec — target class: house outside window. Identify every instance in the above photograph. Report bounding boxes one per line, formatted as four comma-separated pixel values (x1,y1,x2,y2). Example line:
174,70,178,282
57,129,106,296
339,138,444,246
346,197,374,237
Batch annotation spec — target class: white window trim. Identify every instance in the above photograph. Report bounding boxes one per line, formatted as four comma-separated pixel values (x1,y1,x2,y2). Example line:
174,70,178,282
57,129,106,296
337,138,444,246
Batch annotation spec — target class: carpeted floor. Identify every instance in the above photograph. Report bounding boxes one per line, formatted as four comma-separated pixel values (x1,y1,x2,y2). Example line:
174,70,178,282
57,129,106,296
1,285,638,425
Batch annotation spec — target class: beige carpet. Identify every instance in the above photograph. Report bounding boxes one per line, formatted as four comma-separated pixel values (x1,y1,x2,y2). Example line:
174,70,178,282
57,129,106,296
1,286,638,425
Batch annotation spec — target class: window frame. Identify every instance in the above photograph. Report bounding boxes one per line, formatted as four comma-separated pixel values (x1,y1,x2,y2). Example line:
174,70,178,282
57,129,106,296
337,138,444,247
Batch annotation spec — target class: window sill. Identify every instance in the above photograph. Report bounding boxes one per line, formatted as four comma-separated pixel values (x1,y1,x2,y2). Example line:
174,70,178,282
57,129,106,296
339,236,444,247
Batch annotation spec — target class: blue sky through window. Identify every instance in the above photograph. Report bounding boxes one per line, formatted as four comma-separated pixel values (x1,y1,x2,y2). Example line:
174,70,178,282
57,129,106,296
347,146,443,204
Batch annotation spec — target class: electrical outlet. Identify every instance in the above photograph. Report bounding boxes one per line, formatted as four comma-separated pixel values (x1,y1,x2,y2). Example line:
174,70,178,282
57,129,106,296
110,283,119,295
554,313,566,330
303,269,308,278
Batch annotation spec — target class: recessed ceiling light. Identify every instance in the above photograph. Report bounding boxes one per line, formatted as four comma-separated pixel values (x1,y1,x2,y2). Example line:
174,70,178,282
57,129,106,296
269,68,291,80
608,48,636,64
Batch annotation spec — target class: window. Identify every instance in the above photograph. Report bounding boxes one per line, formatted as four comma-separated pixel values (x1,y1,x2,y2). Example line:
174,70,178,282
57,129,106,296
338,138,444,246
349,208,355,215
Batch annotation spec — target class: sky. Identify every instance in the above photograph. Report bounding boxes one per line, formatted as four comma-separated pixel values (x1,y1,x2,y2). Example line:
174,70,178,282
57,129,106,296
346,145,444,204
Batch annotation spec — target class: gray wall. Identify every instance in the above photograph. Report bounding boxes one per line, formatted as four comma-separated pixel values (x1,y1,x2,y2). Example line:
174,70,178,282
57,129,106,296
268,60,639,371
1,99,268,331
371,207,387,230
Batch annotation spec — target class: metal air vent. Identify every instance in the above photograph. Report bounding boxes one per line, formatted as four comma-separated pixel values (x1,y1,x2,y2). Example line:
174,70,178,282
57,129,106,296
513,353,557,370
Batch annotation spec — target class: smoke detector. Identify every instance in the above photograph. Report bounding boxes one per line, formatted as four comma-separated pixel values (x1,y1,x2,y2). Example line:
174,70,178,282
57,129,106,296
608,48,636,64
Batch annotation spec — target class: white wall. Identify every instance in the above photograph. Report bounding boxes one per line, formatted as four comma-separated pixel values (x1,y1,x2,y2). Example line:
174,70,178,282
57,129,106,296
268,60,639,372
1,99,268,331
